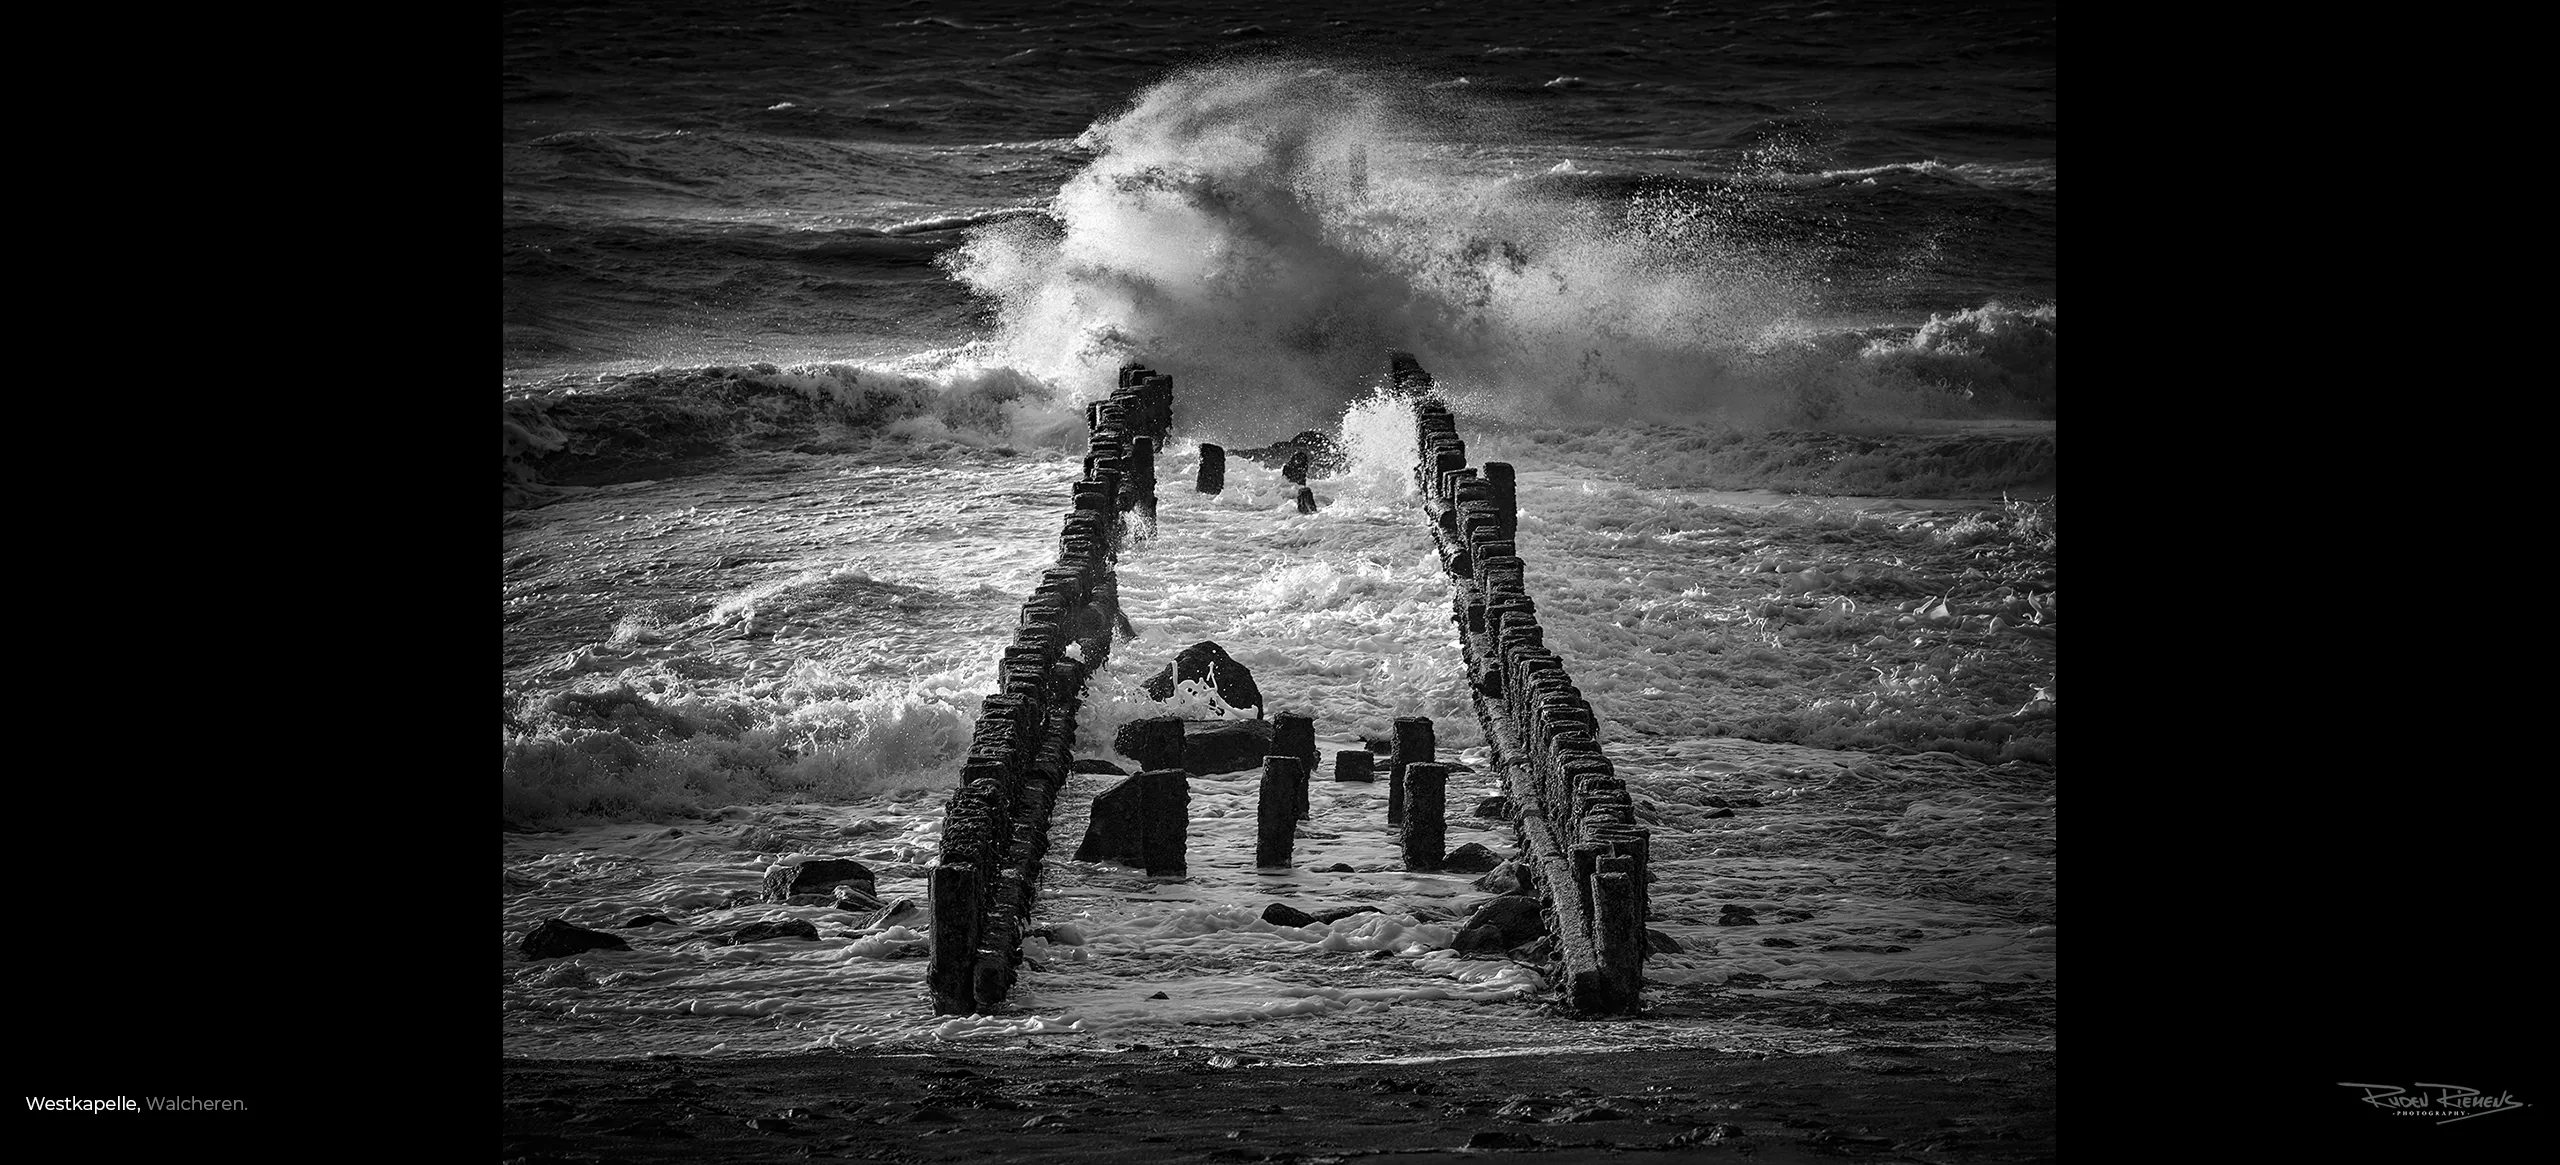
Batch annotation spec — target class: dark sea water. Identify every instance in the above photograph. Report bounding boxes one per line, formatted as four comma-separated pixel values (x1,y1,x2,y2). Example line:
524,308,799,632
504,0,2055,402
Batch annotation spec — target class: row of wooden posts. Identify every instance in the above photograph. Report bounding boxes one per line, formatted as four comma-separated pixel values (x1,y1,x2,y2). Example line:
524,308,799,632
1257,742,1455,870
1391,349,1653,1014
928,365,1171,1016
1104,712,1458,873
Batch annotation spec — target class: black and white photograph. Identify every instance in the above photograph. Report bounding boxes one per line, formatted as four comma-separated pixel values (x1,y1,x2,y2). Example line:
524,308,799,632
503,2,2062,1159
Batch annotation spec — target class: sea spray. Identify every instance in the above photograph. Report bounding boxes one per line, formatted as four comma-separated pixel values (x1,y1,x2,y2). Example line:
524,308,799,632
1335,390,1424,502
943,61,2043,438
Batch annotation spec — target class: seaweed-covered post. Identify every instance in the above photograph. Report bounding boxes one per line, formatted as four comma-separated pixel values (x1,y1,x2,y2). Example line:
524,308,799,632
1388,716,1434,826
1333,750,1374,783
1256,756,1305,868
1402,762,1447,870
1196,443,1225,494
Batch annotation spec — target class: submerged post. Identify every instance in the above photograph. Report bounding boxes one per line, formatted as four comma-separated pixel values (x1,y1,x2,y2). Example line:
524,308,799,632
1333,749,1374,783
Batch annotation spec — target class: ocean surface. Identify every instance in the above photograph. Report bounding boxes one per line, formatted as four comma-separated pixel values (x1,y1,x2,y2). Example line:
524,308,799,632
504,0,2057,1064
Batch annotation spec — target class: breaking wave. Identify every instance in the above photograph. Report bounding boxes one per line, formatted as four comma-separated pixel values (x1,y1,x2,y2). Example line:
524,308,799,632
945,61,2054,438
501,351,1085,507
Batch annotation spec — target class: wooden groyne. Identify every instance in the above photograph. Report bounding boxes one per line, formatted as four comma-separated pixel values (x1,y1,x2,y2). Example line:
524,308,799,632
929,355,1646,1017
928,365,1169,1015
1391,350,1653,1014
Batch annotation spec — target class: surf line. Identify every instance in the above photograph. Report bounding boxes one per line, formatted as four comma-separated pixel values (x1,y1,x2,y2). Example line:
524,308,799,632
927,366,1169,1015
1391,349,1653,1013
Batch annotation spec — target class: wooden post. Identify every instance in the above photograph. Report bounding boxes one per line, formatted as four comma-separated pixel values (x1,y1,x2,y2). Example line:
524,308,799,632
1256,757,1305,867
1333,749,1374,782
1389,717,1433,826
1197,443,1225,494
1138,768,1189,877
1144,373,1174,438
1388,349,1429,397
972,932,1012,1012
1121,437,1154,515
1126,715,1183,773
1274,713,1315,817
1295,485,1317,515
1402,762,1446,870
1592,865,1644,1006
1483,462,1516,541
927,862,982,1014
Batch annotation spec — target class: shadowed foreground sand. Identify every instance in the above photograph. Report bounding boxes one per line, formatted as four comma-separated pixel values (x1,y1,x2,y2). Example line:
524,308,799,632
502,1045,2055,1163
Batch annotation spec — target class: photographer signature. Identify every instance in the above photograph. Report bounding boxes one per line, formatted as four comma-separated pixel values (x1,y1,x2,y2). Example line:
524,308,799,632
2338,1083,2528,1123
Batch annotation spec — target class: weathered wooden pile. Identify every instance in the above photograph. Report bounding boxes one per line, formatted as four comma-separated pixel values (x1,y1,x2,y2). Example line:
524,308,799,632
1390,349,1653,1014
927,364,1170,1016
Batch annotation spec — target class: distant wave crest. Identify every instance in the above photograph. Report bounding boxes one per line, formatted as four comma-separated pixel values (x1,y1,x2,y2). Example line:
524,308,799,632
501,354,1067,508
